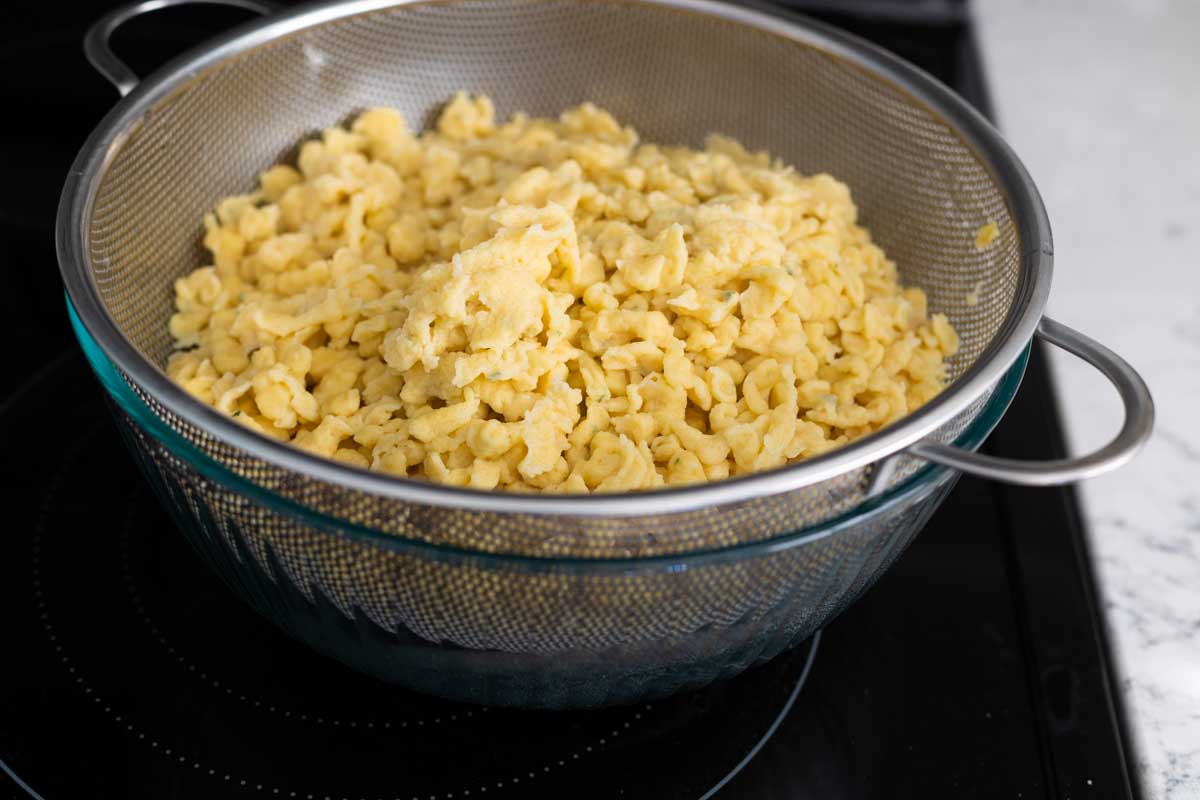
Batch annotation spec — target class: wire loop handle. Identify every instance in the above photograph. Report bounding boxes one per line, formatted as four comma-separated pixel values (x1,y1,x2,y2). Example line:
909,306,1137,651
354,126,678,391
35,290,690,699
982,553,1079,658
909,317,1154,485
85,0,277,96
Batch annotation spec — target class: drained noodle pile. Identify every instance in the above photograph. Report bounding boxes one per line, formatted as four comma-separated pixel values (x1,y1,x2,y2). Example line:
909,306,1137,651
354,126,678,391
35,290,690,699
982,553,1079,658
167,93,959,493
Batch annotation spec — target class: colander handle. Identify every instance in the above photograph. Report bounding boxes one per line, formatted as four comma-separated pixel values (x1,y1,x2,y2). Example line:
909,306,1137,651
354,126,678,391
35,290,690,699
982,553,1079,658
84,0,278,97
907,317,1154,486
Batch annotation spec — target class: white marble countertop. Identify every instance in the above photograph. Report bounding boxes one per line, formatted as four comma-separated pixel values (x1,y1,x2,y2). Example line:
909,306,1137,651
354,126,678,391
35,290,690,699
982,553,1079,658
974,0,1200,796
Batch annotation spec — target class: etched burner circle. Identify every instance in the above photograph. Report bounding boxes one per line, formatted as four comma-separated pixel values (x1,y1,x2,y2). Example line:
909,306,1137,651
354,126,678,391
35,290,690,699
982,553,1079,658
1,353,818,799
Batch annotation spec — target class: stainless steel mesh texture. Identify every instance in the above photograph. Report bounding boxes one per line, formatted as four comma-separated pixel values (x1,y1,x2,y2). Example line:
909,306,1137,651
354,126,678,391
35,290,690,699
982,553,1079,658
90,0,1018,375
84,0,1018,555
112,398,959,706
65,0,1039,705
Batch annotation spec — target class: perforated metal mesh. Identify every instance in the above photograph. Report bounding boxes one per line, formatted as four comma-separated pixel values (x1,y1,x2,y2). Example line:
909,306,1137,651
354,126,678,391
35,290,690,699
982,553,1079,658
113,398,958,706
70,0,1030,704
90,0,1018,376
86,0,1016,552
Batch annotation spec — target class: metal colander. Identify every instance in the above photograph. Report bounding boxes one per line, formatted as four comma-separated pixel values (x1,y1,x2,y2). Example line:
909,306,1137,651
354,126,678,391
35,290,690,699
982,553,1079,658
59,0,1152,708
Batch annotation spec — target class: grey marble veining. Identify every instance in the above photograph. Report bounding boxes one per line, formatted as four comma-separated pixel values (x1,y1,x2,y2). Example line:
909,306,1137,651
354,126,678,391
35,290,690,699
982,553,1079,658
975,1,1200,796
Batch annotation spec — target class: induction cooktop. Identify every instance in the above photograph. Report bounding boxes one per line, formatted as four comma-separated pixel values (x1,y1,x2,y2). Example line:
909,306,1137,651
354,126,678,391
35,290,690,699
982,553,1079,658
0,2,1140,798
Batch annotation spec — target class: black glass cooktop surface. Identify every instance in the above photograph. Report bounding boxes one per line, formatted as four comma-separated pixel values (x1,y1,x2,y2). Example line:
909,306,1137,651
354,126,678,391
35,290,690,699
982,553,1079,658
0,2,1140,798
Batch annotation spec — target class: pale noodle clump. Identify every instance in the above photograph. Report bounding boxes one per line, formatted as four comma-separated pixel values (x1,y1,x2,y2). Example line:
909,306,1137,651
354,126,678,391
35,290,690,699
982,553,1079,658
167,93,959,493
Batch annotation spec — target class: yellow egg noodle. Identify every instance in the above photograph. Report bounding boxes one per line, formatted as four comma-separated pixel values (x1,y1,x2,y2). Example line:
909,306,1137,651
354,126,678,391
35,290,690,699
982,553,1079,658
168,93,959,493
974,220,999,250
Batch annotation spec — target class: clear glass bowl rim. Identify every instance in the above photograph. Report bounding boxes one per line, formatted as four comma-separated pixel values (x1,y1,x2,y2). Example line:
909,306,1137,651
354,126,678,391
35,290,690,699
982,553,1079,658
69,296,1030,573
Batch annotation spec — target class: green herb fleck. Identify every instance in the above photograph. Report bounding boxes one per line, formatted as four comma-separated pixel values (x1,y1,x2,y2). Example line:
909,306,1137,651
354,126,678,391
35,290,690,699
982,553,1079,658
232,410,242,417
723,291,737,301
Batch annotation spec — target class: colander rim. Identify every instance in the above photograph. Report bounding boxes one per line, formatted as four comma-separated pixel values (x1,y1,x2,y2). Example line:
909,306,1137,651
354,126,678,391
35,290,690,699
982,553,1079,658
70,296,1030,569
57,0,1053,517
